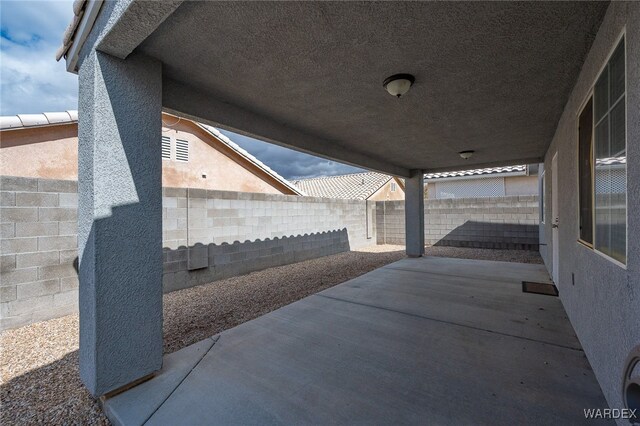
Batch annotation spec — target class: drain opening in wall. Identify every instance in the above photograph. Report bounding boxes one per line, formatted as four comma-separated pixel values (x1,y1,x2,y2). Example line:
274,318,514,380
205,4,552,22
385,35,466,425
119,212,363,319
623,345,640,423
522,281,559,297
627,383,640,417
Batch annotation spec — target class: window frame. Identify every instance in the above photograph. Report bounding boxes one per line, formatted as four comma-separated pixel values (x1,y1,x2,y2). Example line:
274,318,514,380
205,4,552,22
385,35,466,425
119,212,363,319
577,97,594,248
575,29,627,268
539,170,545,224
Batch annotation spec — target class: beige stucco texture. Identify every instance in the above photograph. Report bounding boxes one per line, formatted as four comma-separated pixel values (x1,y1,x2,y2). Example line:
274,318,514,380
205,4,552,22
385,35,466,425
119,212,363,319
1,124,78,180
368,179,405,201
0,115,294,195
505,175,538,196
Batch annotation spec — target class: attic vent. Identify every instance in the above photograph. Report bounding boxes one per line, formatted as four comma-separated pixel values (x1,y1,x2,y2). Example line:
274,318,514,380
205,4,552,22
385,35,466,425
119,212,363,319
161,136,171,160
176,139,189,162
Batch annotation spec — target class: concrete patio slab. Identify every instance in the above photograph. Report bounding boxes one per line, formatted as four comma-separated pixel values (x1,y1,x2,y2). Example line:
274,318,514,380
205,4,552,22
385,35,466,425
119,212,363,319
103,257,610,425
102,337,217,425
322,256,577,349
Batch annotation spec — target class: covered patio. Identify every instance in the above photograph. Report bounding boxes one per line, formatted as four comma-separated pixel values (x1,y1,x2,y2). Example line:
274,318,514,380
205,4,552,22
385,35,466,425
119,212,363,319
58,0,640,421
103,256,607,425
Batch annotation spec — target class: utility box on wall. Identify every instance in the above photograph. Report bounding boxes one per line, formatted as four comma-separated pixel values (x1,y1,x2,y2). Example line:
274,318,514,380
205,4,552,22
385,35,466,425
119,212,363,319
187,243,208,270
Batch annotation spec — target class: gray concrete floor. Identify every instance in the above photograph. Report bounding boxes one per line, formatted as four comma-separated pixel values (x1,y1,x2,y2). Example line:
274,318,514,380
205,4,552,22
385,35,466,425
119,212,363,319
103,256,610,425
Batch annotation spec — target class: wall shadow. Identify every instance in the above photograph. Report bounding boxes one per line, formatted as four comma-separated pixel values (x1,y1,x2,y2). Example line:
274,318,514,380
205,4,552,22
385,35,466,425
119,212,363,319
1,245,406,425
0,350,109,425
162,243,404,353
77,203,163,396
432,221,539,251
162,228,352,293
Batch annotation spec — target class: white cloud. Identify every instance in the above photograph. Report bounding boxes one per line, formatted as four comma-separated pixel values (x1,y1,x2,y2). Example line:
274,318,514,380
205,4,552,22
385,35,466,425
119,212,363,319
1,0,78,115
0,0,362,179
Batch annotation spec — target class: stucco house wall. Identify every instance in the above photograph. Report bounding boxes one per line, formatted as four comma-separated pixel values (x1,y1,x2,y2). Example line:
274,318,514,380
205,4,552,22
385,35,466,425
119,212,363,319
504,175,538,196
0,116,293,195
540,1,639,413
0,124,78,181
367,179,405,201
158,119,290,193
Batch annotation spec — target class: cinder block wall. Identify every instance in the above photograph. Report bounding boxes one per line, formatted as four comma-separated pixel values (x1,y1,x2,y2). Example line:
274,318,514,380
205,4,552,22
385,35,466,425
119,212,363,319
163,230,350,292
1,176,375,330
1,176,79,330
161,187,375,292
162,187,374,250
376,196,539,250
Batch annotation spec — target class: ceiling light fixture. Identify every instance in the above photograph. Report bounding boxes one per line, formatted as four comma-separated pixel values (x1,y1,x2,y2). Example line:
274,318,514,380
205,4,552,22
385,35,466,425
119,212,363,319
459,150,475,160
383,74,415,98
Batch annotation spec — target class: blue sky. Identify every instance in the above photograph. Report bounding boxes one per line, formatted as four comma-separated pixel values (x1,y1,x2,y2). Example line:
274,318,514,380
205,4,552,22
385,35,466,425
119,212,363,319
0,0,361,179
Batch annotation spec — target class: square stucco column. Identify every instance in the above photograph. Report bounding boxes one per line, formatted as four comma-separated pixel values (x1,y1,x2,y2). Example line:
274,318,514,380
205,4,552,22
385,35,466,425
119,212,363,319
405,170,425,257
78,51,163,397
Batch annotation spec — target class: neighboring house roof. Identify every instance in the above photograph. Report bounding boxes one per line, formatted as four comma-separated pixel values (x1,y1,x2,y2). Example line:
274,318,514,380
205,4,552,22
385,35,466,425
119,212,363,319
424,165,528,180
595,156,626,166
0,111,78,130
0,110,303,196
292,172,399,200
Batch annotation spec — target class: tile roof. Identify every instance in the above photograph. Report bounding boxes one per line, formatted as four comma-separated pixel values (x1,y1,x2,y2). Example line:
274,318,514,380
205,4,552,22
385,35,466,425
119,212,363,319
55,0,87,61
292,172,394,200
424,165,527,180
0,111,78,130
595,156,626,166
0,111,302,196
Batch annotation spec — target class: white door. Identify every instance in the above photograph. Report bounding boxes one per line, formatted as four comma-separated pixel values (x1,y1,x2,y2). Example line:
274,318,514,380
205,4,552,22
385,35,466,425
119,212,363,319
551,153,559,284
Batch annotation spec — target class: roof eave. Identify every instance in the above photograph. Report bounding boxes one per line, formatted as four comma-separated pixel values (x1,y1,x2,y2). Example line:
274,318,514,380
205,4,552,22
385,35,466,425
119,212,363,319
64,0,104,74
424,170,529,183
0,122,78,132
0,111,79,131
194,123,304,196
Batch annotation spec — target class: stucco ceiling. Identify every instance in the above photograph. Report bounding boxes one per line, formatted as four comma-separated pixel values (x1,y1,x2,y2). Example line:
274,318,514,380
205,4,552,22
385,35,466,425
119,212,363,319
138,1,608,174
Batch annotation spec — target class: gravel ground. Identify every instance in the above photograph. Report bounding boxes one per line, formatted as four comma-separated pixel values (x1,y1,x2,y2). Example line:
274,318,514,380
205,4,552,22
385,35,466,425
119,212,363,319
0,245,404,425
162,245,406,353
0,245,542,424
0,315,108,426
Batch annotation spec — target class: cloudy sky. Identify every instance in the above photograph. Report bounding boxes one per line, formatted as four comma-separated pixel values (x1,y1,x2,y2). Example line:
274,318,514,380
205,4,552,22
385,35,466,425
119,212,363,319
0,0,362,179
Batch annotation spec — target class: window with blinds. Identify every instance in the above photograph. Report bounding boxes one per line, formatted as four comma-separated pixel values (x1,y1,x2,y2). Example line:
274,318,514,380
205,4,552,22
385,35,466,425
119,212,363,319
593,37,626,265
176,139,189,162
161,136,171,160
